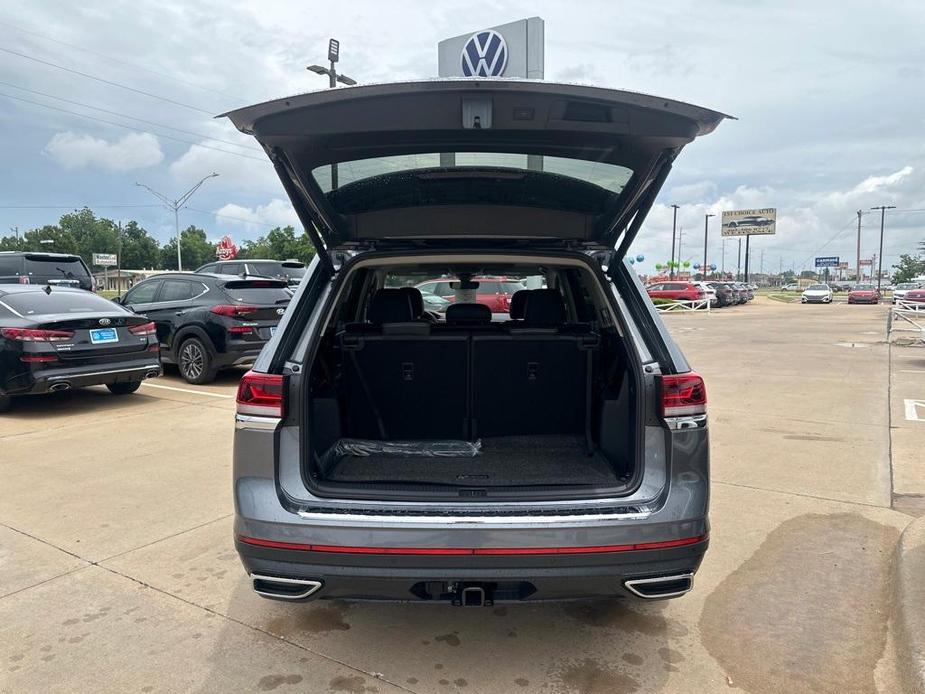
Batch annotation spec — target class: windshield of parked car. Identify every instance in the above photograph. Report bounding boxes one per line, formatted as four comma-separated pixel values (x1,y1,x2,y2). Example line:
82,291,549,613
807,285,829,291
896,283,919,289
853,285,875,290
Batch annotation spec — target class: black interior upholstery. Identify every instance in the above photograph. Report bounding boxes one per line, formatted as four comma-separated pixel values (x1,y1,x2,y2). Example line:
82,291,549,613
508,289,529,320
340,287,599,443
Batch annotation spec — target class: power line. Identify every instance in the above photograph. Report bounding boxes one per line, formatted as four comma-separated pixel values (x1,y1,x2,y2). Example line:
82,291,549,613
0,19,246,103
0,45,214,115
796,214,868,270
0,91,268,162
0,80,261,152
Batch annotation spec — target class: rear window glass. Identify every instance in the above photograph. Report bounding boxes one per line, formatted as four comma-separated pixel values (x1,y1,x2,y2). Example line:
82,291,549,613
1,290,118,315
0,256,21,275
312,153,633,195
246,262,306,281
23,255,90,279
223,281,291,304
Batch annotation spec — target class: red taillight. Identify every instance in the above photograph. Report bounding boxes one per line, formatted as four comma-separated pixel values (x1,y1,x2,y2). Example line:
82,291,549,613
1,327,74,342
128,321,156,336
147,343,160,352
211,304,258,317
236,371,285,418
660,372,707,417
20,354,58,363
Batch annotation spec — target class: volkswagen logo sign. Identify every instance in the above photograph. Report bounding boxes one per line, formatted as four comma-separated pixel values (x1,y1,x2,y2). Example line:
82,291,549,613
98,318,111,326
276,308,285,316
461,30,508,77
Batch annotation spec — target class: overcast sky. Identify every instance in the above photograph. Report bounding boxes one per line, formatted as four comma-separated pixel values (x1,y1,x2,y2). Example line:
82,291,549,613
1,0,924,274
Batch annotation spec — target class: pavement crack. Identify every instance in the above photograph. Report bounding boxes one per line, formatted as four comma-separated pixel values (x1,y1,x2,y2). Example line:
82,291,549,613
712,479,895,511
96,513,233,565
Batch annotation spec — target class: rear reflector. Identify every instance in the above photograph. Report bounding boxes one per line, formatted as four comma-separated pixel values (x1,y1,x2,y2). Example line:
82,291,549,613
20,354,58,363
211,304,258,317
659,372,707,417
1,327,74,342
227,325,253,335
236,371,285,418
236,534,708,555
128,321,156,336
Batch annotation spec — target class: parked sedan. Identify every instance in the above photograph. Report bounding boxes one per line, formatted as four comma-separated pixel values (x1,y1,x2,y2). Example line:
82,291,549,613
801,284,833,304
780,283,799,291
415,277,525,313
847,285,881,304
902,288,925,304
115,273,291,383
892,282,922,304
0,285,161,412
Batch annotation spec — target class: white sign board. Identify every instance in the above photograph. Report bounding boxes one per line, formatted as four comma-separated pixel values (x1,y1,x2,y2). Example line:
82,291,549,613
438,17,544,79
92,253,118,266
721,208,777,237
904,399,925,422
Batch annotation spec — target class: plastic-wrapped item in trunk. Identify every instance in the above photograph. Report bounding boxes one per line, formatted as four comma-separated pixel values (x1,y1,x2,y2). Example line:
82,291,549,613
319,438,481,475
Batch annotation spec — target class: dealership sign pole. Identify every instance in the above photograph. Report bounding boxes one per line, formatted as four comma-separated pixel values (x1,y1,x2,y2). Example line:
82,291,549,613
721,208,777,283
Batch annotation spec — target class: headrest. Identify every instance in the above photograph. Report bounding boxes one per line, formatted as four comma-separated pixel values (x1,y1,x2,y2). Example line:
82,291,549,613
368,288,415,323
524,288,566,324
399,287,424,319
508,289,530,320
445,302,492,325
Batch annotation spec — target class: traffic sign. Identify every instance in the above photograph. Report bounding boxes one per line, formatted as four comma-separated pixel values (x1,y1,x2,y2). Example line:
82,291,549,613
815,256,839,268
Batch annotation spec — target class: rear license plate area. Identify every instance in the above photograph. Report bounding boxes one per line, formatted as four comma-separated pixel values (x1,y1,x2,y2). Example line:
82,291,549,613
89,328,118,344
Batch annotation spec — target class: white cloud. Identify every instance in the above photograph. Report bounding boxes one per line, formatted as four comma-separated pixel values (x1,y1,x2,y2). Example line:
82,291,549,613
214,198,298,229
169,139,280,192
43,131,164,171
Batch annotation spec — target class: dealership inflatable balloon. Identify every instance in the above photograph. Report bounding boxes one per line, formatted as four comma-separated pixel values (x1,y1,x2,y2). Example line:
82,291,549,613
710,264,717,271
683,261,691,269
636,254,645,263
628,257,635,264
654,263,663,270
693,263,700,270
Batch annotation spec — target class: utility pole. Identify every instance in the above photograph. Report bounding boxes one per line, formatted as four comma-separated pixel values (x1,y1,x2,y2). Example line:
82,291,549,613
677,226,684,275
308,39,357,191
116,222,123,298
670,204,680,279
744,235,751,283
703,214,714,280
135,173,219,271
855,210,862,283
760,249,764,275
737,238,742,281
870,205,894,290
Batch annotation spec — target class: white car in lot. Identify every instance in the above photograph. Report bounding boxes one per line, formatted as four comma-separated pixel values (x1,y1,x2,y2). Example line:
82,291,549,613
892,282,921,304
801,283,833,304
693,282,717,306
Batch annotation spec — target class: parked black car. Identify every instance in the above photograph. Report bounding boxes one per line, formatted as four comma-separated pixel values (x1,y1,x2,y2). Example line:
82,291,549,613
0,251,93,291
195,259,306,288
115,273,291,384
706,281,736,307
0,285,161,412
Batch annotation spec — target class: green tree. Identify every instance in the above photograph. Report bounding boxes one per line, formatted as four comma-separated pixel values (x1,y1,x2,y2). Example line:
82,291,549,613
891,253,925,283
119,221,161,269
59,208,119,266
0,234,26,251
160,225,216,270
21,225,79,255
236,226,316,263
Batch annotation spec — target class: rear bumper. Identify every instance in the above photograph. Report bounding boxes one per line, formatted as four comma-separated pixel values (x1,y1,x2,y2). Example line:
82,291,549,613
6,360,161,395
214,342,266,370
235,536,708,603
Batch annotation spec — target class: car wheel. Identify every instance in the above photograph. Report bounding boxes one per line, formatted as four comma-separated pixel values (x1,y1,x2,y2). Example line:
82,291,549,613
178,336,216,384
107,381,142,395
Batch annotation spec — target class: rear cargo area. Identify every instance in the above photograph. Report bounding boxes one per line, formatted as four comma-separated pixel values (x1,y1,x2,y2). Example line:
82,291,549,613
303,260,638,499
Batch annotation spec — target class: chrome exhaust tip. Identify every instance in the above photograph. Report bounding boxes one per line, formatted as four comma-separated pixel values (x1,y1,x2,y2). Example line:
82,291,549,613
624,573,694,600
250,574,323,601
49,382,71,392
144,370,160,379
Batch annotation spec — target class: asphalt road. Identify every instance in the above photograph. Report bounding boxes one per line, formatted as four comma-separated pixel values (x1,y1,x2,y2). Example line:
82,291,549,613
1,299,921,693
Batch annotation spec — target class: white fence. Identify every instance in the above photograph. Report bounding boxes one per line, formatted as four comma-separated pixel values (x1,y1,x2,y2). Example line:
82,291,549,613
889,300,925,342
655,299,712,313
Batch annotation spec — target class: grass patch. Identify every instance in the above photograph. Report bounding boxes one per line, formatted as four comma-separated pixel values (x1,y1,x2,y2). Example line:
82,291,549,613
767,293,797,303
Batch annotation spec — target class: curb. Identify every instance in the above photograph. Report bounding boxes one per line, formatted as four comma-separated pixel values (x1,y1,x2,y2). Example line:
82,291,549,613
895,515,925,694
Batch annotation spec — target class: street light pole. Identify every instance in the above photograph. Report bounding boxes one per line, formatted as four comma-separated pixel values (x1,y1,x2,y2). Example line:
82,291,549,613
703,214,714,280
670,204,679,279
135,173,219,271
855,210,862,284
308,39,357,192
870,205,894,290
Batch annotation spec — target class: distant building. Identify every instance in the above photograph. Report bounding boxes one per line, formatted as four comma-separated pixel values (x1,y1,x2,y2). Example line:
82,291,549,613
92,269,165,292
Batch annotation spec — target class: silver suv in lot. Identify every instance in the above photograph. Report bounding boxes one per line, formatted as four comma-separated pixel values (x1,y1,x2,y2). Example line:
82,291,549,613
227,80,726,605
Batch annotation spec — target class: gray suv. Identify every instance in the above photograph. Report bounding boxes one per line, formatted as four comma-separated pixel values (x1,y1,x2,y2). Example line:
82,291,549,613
227,80,726,605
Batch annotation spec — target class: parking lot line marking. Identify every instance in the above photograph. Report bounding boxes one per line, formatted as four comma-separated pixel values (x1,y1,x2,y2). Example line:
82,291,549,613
899,370,925,374
140,382,233,399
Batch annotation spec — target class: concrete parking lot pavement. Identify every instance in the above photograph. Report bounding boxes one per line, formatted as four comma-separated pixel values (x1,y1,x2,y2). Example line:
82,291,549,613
1,303,921,693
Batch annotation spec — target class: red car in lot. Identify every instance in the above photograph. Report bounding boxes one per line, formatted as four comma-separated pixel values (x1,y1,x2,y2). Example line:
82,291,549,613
847,285,882,304
415,276,526,313
902,288,925,304
646,281,706,302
